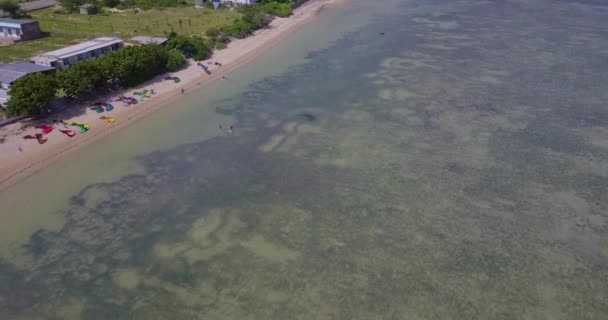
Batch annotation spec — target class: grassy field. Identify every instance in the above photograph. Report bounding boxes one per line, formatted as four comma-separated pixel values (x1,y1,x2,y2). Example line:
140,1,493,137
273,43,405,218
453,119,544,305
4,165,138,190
0,7,241,62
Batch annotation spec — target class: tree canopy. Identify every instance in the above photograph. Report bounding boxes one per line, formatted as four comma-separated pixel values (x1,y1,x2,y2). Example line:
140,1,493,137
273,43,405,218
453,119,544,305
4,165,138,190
165,32,210,61
59,0,85,14
103,44,169,87
165,50,186,71
0,0,29,18
57,60,106,97
6,73,58,117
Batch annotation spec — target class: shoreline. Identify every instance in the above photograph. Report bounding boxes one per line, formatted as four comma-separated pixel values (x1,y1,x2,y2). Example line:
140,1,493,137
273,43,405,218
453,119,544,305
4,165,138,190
0,0,339,193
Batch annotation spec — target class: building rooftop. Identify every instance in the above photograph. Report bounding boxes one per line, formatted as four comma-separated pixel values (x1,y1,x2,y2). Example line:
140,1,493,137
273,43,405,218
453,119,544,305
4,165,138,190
0,62,54,85
79,3,93,8
20,0,58,12
0,18,34,25
129,36,168,45
36,37,123,60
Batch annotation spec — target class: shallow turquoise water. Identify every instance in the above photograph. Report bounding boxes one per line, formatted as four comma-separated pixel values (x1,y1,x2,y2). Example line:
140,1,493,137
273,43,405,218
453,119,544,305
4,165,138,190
1,0,607,319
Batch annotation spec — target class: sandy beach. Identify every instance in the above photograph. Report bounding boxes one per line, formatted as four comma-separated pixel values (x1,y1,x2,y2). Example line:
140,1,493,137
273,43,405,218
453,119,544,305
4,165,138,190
0,0,339,192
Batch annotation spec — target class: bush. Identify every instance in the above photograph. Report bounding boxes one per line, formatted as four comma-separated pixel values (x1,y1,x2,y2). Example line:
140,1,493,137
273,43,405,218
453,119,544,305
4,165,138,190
221,19,253,39
217,34,231,44
166,50,186,71
59,0,85,14
259,1,292,17
205,27,220,39
165,32,210,61
103,0,120,7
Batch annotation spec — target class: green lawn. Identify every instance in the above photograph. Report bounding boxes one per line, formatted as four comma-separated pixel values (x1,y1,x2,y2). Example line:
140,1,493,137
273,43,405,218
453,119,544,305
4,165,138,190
0,7,241,62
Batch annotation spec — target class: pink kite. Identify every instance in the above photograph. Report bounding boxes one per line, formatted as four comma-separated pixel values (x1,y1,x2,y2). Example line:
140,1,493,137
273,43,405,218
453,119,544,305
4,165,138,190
35,125,54,134
59,129,76,137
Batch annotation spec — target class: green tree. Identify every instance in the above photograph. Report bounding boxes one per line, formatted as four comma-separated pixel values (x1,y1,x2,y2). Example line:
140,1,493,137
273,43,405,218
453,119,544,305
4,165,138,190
103,44,169,87
165,50,185,71
258,2,292,17
102,0,120,7
0,0,19,17
0,0,28,18
190,36,209,60
205,27,220,39
6,73,58,117
166,32,210,61
59,0,85,13
57,60,106,97
221,19,253,39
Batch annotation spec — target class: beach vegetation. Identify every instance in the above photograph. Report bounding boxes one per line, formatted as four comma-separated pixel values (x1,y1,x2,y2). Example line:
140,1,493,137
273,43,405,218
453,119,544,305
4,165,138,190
165,32,211,61
205,27,231,49
215,42,228,50
7,45,172,116
6,73,58,117
103,44,170,87
220,6,273,39
258,1,293,17
165,50,186,71
205,27,221,39
57,60,106,97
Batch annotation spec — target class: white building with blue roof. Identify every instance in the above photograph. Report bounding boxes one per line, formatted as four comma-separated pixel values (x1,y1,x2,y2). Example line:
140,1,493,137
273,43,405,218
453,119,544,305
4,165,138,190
0,18,42,42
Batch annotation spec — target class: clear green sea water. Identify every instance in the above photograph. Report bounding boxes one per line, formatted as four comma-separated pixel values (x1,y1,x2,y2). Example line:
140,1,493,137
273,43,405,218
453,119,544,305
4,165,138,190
1,0,607,319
